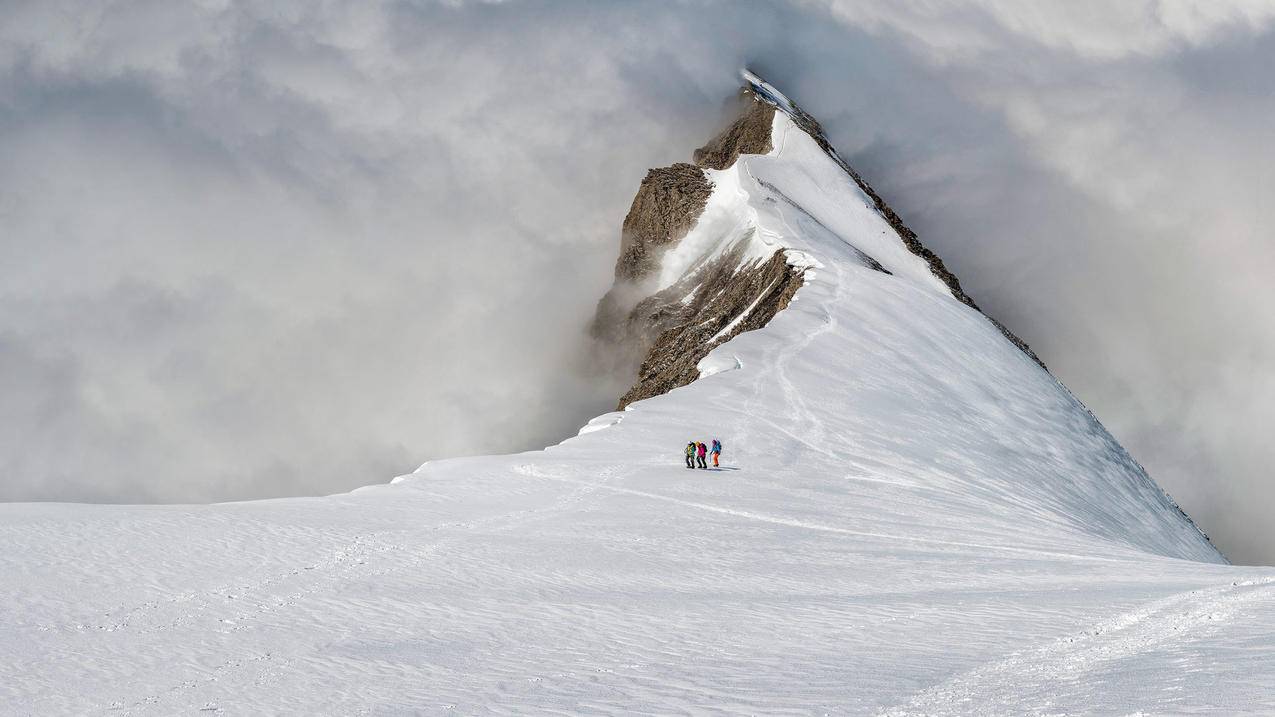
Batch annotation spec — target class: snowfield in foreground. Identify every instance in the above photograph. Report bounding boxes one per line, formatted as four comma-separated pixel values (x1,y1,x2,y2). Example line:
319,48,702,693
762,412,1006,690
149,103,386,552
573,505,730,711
5,90,1275,715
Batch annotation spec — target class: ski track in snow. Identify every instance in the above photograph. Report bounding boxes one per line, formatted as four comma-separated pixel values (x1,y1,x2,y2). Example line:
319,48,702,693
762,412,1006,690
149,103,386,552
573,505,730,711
882,576,1275,716
5,91,1275,714
735,128,841,465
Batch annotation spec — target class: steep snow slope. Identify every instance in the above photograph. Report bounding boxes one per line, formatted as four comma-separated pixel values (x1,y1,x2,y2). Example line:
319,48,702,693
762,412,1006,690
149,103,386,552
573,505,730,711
4,77,1275,714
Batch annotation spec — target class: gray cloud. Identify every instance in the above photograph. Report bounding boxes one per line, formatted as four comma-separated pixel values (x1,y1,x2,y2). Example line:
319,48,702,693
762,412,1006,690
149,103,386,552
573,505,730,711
2,1,1274,563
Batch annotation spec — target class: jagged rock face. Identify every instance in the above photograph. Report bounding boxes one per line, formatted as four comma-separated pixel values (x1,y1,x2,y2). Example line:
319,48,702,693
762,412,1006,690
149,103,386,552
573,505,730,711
618,242,804,409
613,163,713,283
692,93,775,170
592,161,715,354
592,93,803,410
607,92,774,290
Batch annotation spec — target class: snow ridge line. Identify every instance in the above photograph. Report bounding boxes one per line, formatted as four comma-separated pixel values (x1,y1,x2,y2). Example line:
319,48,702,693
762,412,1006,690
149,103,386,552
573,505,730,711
743,68,1048,370
739,69,1221,563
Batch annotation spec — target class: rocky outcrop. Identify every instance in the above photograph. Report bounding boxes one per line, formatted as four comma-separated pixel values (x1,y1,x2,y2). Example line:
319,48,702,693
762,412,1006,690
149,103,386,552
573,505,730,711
617,242,804,408
693,93,775,170
592,90,803,410
613,163,713,283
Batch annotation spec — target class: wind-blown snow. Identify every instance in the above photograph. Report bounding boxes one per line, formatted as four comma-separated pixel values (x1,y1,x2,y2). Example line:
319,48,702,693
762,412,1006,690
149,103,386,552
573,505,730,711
4,95,1274,715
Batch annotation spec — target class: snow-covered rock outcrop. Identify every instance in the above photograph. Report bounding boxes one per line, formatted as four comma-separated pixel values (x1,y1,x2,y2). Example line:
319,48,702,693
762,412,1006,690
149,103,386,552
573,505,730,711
595,71,1044,412
4,72,1274,715
594,70,1214,562
592,83,805,409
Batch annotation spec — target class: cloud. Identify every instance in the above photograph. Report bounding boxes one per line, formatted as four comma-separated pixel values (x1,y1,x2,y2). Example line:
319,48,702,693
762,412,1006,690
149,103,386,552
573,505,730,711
2,1,1273,564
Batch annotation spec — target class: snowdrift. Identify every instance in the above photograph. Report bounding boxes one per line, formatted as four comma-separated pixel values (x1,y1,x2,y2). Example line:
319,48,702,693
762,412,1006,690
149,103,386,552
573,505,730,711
4,73,1274,715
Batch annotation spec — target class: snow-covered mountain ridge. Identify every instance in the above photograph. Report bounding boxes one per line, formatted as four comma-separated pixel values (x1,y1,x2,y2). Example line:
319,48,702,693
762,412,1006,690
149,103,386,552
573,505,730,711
595,70,1046,414
4,72,1275,714
595,70,1211,561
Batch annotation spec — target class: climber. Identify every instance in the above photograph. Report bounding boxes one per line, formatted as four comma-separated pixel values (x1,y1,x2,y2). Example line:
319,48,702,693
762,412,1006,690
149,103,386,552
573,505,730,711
686,441,697,469
696,441,709,469
711,438,722,467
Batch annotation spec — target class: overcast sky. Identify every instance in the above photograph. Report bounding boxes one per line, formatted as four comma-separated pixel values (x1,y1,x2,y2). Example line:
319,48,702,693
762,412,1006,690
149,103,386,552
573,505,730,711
2,1,1273,563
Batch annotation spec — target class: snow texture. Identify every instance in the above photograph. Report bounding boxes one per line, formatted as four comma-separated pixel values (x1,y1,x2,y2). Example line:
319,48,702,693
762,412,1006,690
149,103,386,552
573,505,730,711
4,82,1273,715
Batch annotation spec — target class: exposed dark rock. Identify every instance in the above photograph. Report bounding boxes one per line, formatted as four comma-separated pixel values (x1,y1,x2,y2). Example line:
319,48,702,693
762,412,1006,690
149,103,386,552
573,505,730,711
617,241,805,409
693,92,775,170
613,163,713,283
591,94,791,409
590,89,825,411
592,160,713,351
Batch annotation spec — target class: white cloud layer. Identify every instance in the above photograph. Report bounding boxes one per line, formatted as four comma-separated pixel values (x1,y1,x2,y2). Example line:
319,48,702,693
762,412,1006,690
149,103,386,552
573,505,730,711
2,1,1273,563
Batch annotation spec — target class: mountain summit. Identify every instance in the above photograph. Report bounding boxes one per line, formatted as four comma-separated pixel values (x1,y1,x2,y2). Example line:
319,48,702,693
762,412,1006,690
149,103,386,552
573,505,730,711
589,69,1214,561
595,70,1045,413
6,72,1275,715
